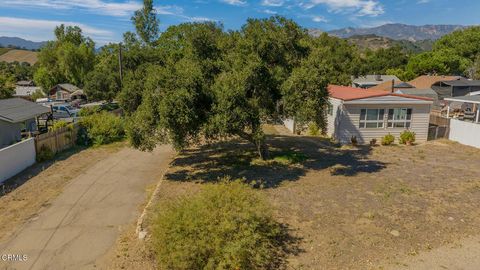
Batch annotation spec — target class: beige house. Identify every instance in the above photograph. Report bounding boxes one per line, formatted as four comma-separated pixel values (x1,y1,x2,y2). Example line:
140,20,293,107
327,85,433,144
49,83,82,101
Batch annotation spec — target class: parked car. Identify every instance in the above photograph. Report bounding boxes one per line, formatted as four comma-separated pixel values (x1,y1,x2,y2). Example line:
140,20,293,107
51,104,80,119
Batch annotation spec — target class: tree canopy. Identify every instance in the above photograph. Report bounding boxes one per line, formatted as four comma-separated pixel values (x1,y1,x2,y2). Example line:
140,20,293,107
34,24,96,90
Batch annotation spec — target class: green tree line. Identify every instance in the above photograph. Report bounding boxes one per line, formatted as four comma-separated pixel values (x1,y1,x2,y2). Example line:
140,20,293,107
25,0,480,158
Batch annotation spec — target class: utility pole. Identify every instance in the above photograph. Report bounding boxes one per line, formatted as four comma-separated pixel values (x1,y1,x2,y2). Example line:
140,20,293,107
118,42,123,86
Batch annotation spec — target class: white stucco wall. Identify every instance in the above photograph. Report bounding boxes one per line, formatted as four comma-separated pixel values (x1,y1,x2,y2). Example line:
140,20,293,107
449,119,480,148
0,138,36,183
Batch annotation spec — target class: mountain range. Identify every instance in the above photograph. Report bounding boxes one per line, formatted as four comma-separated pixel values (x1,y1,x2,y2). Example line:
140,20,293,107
324,23,468,41
0,37,46,50
0,23,472,52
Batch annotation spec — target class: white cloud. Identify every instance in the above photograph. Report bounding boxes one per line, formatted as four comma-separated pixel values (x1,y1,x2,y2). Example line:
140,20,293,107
261,0,285,7
0,17,115,44
0,0,142,17
312,15,327,22
303,0,384,16
417,0,430,3
220,0,247,6
262,9,278,14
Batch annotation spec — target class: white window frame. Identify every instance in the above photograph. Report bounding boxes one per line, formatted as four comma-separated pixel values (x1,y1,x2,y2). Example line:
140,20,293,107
387,108,412,128
359,108,385,129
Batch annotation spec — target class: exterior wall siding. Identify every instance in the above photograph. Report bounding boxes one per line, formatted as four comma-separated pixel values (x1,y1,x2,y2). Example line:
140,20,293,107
327,98,342,137
333,103,431,144
0,120,22,148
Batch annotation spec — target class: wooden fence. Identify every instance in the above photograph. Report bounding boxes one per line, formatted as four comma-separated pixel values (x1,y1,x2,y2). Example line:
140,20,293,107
35,123,79,154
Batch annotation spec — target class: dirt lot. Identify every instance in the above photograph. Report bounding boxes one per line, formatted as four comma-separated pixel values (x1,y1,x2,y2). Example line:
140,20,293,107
108,126,480,269
0,143,124,242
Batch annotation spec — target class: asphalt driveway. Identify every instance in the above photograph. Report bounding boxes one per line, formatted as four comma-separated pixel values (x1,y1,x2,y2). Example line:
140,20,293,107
0,145,174,270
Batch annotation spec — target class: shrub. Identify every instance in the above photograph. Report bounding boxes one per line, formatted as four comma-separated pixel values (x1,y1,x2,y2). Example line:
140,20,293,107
381,134,395,145
307,122,320,136
36,145,54,162
399,130,416,145
152,181,288,270
369,138,377,146
78,106,102,117
79,112,125,146
51,120,68,131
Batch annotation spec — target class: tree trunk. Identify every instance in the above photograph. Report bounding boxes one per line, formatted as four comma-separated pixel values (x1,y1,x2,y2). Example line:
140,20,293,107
256,140,270,160
237,130,270,160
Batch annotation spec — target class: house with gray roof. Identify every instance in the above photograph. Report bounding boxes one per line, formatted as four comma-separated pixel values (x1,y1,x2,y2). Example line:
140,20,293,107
432,79,480,99
49,83,82,101
0,98,50,148
352,75,400,89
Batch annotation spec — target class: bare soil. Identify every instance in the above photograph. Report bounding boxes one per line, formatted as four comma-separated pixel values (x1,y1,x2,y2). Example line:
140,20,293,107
107,125,480,269
0,142,124,242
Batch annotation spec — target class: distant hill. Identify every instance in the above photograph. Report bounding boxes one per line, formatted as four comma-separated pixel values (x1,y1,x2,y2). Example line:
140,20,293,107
0,50,38,65
346,34,434,53
325,23,467,41
0,37,46,51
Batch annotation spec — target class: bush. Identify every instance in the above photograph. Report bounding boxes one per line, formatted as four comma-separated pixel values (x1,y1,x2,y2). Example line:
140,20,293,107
399,130,416,145
369,138,377,146
152,181,288,270
381,134,395,145
78,106,102,117
36,145,54,162
51,120,68,131
79,112,125,146
307,122,320,136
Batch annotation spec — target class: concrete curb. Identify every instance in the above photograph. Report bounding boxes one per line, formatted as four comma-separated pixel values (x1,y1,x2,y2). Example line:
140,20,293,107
135,166,170,240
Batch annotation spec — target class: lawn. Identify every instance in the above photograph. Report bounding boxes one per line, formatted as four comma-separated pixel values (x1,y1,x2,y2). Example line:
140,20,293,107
109,125,480,269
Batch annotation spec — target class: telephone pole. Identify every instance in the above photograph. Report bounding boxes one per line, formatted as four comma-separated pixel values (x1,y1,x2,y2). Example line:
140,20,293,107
118,43,123,86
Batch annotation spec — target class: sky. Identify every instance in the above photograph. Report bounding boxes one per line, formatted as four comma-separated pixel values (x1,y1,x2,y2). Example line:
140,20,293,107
0,0,479,45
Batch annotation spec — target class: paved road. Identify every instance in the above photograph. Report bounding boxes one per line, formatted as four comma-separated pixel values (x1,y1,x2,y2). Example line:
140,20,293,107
0,146,174,270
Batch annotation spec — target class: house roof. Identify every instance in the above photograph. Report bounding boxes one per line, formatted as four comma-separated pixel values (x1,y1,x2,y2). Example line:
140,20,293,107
369,80,402,91
444,95,480,105
328,84,433,102
408,75,462,89
51,83,81,93
0,98,50,123
395,88,438,100
394,82,414,88
352,75,400,84
15,86,41,97
437,79,480,87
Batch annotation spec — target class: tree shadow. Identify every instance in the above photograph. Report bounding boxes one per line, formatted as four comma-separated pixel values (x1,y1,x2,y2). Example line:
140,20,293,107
165,135,387,188
0,146,87,197
272,223,304,270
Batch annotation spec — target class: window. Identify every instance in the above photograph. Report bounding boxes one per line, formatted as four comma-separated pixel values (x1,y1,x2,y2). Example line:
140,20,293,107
327,104,333,116
387,108,412,128
359,109,384,128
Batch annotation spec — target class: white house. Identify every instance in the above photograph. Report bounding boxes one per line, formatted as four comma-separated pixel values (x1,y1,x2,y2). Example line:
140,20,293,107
326,85,433,144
